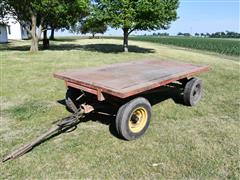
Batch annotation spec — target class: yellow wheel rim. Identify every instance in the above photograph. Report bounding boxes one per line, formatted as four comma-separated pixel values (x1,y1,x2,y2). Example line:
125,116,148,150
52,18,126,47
128,107,148,133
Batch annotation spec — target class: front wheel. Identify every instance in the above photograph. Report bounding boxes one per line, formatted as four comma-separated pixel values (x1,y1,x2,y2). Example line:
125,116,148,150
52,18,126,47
115,97,152,141
65,87,83,112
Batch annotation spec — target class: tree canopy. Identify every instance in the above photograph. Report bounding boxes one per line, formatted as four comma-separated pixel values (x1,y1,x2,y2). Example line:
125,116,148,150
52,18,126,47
44,0,89,36
0,1,8,24
71,17,107,38
94,0,179,52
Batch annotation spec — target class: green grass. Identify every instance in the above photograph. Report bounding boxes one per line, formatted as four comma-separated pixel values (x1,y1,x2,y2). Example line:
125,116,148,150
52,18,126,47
128,36,240,56
0,38,239,179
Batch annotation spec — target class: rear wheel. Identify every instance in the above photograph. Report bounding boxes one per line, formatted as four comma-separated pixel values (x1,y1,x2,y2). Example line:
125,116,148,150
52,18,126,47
183,77,203,106
116,97,152,140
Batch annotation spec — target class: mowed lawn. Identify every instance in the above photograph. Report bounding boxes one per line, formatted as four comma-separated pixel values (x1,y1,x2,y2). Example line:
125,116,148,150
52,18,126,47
0,38,239,179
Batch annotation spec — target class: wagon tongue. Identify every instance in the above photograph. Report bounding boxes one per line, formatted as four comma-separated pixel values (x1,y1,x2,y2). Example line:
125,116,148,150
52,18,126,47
2,99,84,163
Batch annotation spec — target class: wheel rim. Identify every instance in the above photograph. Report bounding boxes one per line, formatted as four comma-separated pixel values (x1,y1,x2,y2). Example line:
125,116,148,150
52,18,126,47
192,84,201,101
128,107,148,133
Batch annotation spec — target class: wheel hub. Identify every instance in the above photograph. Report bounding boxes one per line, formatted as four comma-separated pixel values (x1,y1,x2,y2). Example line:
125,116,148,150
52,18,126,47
128,107,148,133
131,114,140,123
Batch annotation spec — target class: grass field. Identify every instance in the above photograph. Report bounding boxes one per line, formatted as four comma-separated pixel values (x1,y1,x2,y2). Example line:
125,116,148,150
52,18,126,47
128,36,240,57
0,38,239,179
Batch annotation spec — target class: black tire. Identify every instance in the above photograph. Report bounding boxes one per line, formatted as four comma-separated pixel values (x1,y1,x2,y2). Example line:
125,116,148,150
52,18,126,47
65,87,83,112
179,78,188,87
183,77,203,106
116,97,152,140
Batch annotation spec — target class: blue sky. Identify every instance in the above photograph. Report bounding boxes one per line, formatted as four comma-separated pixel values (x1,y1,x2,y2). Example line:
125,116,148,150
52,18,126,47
56,0,240,36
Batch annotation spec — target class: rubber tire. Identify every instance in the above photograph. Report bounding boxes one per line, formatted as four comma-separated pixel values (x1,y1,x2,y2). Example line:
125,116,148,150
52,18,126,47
116,97,152,141
65,87,82,112
179,78,188,87
183,78,203,106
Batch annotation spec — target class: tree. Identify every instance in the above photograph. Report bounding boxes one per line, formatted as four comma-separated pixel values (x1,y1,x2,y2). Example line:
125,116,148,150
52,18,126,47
94,0,179,52
70,2,107,38
0,1,9,24
183,33,191,37
41,0,89,48
195,33,199,37
158,32,169,36
4,0,89,52
177,32,183,36
44,1,89,41
71,18,107,38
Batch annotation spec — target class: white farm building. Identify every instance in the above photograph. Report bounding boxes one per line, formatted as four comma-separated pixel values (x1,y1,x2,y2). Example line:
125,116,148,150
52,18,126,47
0,17,29,43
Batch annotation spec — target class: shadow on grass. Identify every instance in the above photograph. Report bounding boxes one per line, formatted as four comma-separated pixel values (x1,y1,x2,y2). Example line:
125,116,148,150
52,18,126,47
0,45,30,51
45,43,155,53
144,83,184,106
51,38,79,42
0,43,155,54
84,44,155,53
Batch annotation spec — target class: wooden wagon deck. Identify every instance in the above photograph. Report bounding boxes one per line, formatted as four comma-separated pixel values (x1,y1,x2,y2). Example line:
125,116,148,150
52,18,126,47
54,60,209,100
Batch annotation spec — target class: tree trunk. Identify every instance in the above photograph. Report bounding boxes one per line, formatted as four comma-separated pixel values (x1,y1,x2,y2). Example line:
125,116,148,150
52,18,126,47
30,35,38,52
123,28,129,52
50,28,55,40
30,14,39,52
43,29,47,40
43,28,49,49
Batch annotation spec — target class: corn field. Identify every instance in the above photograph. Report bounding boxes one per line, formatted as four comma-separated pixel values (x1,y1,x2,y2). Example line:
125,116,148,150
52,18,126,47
129,36,240,56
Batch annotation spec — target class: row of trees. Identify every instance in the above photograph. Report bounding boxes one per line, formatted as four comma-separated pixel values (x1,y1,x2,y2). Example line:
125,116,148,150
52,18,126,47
207,31,240,38
177,32,191,37
152,32,169,36
1,0,180,52
177,31,240,38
